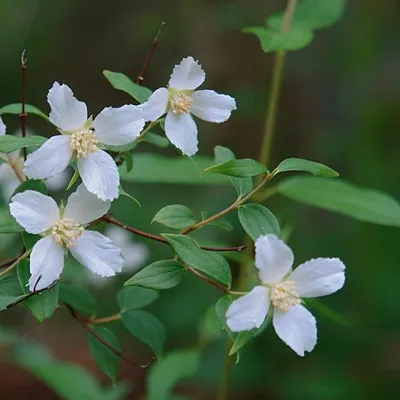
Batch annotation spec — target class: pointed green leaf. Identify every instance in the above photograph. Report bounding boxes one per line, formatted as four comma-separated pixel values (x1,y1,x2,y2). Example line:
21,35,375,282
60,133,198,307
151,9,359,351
276,158,339,177
152,205,197,230
59,284,97,316
24,285,59,323
0,135,47,154
205,158,268,177
119,186,140,207
0,219,24,233
0,103,49,121
117,286,159,313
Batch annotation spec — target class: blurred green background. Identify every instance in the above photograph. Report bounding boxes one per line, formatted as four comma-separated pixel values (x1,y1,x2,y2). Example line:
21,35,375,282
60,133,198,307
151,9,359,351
1,0,400,398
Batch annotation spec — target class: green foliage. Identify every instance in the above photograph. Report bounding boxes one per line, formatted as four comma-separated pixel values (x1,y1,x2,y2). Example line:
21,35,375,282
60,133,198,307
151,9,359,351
276,158,339,177
197,306,223,343
163,234,232,288
143,132,169,148
117,286,159,312
103,70,152,103
205,158,268,177
89,327,121,383
120,153,229,184
238,203,281,240
278,176,400,227
124,260,186,290
147,349,201,400
152,205,197,230
121,310,165,359
0,135,47,153
214,296,234,339
118,186,141,207
0,103,49,121
200,211,233,232
0,275,28,311
0,219,24,233
214,145,253,196
59,283,97,316
13,179,48,196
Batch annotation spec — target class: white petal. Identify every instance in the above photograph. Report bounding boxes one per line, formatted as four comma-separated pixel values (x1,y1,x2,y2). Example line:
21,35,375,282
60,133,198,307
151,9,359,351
77,149,119,201
191,90,237,123
29,235,64,291
289,258,346,298
46,169,71,191
47,82,88,131
168,57,205,90
23,135,73,179
255,235,294,285
226,286,270,332
139,88,169,122
165,111,198,156
273,304,317,356
69,230,123,277
93,105,145,146
0,117,6,136
10,190,60,234
64,184,111,225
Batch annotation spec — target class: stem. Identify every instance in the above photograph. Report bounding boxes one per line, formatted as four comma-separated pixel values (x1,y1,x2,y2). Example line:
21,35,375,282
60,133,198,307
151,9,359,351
20,49,27,161
87,313,121,324
137,22,166,85
136,119,161,142
0,249,31,279
217,341,235,400
256,0,298,182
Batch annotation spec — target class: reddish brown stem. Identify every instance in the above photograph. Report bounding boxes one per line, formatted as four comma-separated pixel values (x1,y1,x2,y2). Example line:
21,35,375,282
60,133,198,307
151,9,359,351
136,22,166,85
186,265,230,293
20,49,27,161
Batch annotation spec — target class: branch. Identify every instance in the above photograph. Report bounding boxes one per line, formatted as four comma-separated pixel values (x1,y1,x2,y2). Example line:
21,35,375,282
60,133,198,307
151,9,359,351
101,214,245,252
136,22,166,85
65,304,154,370
20,49,27,161
0,249,31,279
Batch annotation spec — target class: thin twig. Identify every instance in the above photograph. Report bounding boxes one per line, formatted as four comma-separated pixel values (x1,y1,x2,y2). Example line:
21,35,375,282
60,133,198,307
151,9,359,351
65,304,154,369
101,214,245,252
186,265,230,293
86,313,121,324
20,49,27,161
0,251,23,269
137,22,166,85
0,249,31,279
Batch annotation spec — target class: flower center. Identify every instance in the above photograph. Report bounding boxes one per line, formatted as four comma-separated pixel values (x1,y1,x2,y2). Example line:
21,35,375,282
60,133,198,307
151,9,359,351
52,218,84,247
169,91,193,114
270,280,301,312
70,128,98,158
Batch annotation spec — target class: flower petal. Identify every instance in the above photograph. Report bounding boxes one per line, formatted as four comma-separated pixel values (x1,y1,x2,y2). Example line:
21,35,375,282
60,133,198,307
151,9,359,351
255,234,294,285
69,230,123,277
64,184,111,225
93,105,145,146
273,304,317,356
47,82,88,132
0,117,6,136
168,57,205,90
226,286,270,332
23,135,73,179
78,149,119,201
29,235,64,291
289,258,346,298
139,88,169,122
165,111,198,156
191,90,237,123
10,190,60,234
46,169,71,191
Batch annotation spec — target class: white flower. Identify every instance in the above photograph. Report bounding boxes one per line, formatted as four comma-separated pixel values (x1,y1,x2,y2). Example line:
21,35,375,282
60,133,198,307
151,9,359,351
226,234,346,356
9,184,124,291
140,56,237,156
86,225,148,286
0,116,5,136
23,82,145,200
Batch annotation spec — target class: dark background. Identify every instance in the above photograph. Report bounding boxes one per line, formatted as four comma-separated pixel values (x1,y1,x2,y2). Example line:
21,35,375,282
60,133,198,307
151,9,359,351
0,0,399,398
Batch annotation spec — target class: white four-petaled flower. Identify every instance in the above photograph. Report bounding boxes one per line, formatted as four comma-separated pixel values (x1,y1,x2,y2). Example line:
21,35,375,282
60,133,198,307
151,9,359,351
23,82,145,200
9,184,124,291
140,56,237,156
226,234,346,356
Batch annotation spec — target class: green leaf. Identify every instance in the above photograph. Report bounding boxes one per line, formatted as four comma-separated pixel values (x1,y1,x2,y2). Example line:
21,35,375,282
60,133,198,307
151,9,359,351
0,219,24,233
13,179,48,196
124,260,186,290
152,205,197,230
0,294,28,310
205,158,268,178
89,327,121,383
120,153,229,185
276,158,339,178
102,142,137,153
0,103,49,121
268,0,346,31
17,259,31,294
163,234,232,288
22,232,40,249
24,285,59,323
123,151,133,173
214,146,253,197
0,135,47,154
143,132,169,148
119,186,141,207
243,26,313,52
103,70,152,103
147,350,201,400
66,169,80,191
200,211,233,233
238,204,281,240
215,296,234,339
59,284,97,316
117,287,159,313
121,310,165,359
278,176,400,227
